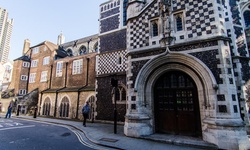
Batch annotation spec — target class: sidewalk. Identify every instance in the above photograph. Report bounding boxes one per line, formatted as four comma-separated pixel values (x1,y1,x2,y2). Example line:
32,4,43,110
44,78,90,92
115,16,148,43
12,115,217,150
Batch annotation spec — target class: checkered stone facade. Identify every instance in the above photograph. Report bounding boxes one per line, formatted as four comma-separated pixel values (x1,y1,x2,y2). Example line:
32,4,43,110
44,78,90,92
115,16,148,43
128,0,158,50
128,0,220,50
97,50,127,75
171,0,220,41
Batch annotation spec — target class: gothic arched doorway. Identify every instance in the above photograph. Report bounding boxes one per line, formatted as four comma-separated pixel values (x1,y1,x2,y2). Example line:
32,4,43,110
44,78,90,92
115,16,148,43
154,71,201,136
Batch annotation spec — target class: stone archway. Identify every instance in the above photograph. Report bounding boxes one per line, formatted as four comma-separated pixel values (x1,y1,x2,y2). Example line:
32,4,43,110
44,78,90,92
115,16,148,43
125,52,218,140
154,70,202,136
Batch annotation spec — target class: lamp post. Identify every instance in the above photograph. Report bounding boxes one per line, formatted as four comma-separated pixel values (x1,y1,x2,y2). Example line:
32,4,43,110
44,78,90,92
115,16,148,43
111,77,118,134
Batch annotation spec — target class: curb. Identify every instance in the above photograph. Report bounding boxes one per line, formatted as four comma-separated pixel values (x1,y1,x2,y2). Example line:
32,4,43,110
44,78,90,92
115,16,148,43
14,116,124,150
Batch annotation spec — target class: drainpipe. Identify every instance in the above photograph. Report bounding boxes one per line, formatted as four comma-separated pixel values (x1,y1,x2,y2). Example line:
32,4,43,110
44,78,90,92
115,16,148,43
76,58,89,119
54,91,59,117
54,62,68,117
26,50,32,93
49,65,53,89
64,62,68,88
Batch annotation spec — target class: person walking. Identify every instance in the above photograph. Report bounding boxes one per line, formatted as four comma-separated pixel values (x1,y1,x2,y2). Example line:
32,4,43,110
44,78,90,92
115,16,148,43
5,100,13,118
82,102,90,127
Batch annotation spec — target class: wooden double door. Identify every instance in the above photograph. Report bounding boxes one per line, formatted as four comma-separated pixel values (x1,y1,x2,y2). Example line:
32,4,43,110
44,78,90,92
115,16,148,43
154,71,201,136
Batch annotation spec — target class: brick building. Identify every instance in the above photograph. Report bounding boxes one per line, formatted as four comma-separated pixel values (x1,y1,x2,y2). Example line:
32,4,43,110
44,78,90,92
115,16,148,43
8,39,58,114
38,35,98,120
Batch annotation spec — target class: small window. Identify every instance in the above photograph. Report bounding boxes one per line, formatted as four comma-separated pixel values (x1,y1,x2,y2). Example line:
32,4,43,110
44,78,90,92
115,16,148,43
33,47,39,54
23,62,30,67
72,59,83,75
112,85,126,104
19,89,27,95
174,13,184,32
29,73,36,83
67,49,73,56
40,71,48,82
31,60,38,67
44,46,47,51
93,43,98,52
56,61,63,77
151,20,159,37
43,56,50,65
117,56,122,65
79,46,87,55
21,75,28,81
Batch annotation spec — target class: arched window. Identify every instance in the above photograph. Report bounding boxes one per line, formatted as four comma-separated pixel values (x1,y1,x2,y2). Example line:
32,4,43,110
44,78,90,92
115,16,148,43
67,49,73,56
174,13,184,31
42,98,51,116
117,55,122,65
79,46,87,55
93,42,98,52
60,97,70,118
112,85,126,104
244,11,250,27
151,20,158,37
87,96,96,122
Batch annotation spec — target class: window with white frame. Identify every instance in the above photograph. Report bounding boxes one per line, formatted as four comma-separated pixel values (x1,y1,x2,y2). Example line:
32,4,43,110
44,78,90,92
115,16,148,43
23,62,30,67
56,61,63,77
31,60,38,67
43,56,50,65
72,59,83,74
19,89,26,95
33,47,39,54
44,46,47,51
174,12,184,32
21,75,28,81
40,71,48,82
29,73,36,83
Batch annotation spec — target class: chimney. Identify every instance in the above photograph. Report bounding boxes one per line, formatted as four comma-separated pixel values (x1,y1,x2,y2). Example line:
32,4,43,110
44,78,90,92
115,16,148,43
23,39,30,55
57,32,65,45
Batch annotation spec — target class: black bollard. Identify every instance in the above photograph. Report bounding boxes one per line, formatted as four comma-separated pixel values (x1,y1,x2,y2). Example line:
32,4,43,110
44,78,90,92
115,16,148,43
33,107,37,118
17,105,20,116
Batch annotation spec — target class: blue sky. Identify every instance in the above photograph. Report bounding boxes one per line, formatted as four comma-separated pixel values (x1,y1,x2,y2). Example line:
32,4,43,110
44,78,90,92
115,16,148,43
1,0,107,61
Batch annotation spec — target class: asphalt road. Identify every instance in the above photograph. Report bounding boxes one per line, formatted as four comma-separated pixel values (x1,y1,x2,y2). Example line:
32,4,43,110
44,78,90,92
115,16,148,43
0,117,95,150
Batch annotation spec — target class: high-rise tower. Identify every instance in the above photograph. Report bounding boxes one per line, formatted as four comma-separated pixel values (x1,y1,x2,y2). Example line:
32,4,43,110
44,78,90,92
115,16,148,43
0,8,13,63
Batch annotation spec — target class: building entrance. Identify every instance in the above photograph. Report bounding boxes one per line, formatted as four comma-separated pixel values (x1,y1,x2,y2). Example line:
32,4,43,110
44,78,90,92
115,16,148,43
154,71,201,136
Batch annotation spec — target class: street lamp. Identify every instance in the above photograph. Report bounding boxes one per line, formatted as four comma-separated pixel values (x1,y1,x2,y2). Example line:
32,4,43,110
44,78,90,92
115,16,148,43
111,77,118,134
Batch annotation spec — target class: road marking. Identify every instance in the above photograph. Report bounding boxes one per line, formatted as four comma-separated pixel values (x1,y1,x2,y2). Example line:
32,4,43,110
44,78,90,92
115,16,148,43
13,122,23,126
0,125,35,131
5,123,14,126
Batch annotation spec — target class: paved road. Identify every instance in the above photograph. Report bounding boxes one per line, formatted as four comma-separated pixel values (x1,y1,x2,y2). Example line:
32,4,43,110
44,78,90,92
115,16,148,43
0,118,109,150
